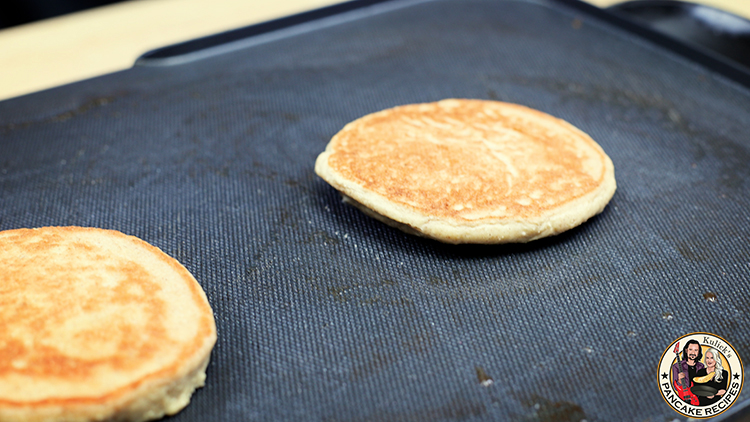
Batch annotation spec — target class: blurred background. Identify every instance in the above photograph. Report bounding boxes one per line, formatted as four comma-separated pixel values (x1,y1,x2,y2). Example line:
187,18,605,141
0,0,748,101
1,0,125,29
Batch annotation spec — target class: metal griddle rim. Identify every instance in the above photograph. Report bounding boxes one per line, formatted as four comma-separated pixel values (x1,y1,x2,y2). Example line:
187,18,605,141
134,0,750,88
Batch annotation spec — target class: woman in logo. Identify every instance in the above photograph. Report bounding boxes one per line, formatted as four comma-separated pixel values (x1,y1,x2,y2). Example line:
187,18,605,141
694,348,729,406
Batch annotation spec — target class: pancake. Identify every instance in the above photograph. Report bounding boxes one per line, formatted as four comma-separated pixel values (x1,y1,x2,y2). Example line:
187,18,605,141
315,99,616,244
0,226,216,422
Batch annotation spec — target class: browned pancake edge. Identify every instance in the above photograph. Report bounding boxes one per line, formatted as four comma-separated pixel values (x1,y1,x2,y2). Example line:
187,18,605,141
0,226,217,422
315,99,616,244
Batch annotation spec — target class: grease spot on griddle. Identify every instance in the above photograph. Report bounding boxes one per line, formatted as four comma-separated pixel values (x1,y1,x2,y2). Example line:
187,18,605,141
703,292,717,302
348,396,486,421
308,277,409,307
1,95,118,134
350,352,392,381
304,230,340,246
428,275,448,286
676,240,710,262
523,394,587,422
404,332,432,354
475,366,494,387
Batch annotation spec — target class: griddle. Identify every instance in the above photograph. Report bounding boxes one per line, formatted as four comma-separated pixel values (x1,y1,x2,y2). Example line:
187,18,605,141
1,0,749,420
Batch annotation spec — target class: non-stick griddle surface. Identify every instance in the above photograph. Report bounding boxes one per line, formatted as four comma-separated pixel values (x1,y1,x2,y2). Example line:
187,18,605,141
1,0,749,420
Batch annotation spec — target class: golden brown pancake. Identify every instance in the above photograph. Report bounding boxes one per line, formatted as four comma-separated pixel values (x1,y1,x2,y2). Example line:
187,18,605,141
315,99,616,244
0,226,216,422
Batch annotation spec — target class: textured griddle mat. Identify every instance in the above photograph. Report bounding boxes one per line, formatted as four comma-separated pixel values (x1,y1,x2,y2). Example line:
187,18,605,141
1,0,749,420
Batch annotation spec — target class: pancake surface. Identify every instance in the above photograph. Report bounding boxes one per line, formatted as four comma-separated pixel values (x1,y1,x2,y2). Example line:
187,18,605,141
0,226,216,422
315,99,616,244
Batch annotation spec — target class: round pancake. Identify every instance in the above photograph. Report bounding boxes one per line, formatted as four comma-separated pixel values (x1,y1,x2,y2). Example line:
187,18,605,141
315,99,616,244
0,227,216,422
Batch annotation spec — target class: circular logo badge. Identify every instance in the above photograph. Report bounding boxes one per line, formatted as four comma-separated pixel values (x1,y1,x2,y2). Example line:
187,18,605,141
658,332,744,419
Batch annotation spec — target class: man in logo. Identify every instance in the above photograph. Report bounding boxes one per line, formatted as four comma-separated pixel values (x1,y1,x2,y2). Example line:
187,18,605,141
672,340,704,403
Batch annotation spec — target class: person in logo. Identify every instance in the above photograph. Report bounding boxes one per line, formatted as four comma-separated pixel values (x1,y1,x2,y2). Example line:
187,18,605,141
672,340,704,403
694,348,729,406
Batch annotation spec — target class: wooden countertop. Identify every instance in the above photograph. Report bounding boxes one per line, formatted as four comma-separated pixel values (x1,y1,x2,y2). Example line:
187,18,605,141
0,0,747,101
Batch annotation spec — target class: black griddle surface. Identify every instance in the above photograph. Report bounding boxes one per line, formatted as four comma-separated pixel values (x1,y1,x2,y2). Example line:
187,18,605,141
1,0,749,420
